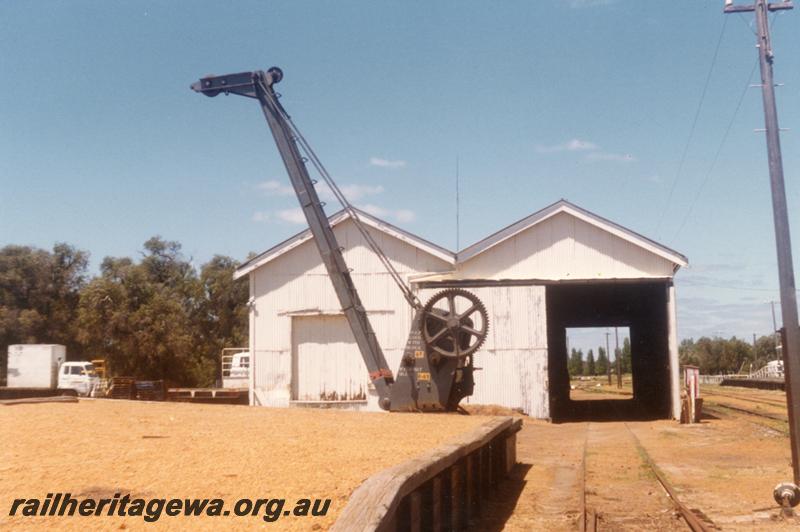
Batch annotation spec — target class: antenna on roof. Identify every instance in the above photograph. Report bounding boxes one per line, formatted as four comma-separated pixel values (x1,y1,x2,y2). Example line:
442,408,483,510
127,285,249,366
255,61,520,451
456,155,460,252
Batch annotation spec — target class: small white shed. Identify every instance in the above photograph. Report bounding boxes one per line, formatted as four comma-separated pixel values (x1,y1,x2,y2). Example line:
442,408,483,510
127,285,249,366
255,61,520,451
235,200,687,420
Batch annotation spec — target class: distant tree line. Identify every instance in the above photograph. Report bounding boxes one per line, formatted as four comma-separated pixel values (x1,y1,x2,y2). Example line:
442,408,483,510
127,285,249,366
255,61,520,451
0,239,248,387
568,339,632,377
566,334,780,378
679,335,778,375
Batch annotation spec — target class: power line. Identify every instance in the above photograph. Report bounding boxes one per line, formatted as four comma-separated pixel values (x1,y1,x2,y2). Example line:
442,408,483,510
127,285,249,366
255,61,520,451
683,281,800,293
671,59,759,242
737,12,758,35
655,17,729,238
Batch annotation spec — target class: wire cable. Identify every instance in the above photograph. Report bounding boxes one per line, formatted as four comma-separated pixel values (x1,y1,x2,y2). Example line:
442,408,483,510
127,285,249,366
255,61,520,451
672,10,783,243
655,16,729,238
256,78,421,309
681,281,800,294
671,59,759,242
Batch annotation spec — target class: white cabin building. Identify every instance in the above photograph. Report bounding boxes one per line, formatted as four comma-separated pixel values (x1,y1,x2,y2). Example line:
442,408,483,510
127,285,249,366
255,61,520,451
235,200,687,420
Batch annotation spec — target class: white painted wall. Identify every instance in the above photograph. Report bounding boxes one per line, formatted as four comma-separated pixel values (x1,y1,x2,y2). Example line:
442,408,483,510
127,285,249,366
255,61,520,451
246,209,681,419
668,284,680,420
249,218,451,408
291,315,368,401
457,212,675,280
418,285,549,417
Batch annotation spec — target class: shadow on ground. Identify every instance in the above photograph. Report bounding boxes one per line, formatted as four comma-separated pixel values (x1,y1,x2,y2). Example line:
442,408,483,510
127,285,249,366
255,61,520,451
552,399,664,422
467,463,533,531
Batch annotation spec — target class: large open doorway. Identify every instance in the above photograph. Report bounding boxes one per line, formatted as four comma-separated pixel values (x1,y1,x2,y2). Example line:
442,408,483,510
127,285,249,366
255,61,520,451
566,326,631,402
547,282,672,422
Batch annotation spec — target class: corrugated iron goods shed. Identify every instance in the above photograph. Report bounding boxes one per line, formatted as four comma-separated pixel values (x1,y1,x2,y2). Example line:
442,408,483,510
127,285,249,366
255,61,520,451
235,200,687,421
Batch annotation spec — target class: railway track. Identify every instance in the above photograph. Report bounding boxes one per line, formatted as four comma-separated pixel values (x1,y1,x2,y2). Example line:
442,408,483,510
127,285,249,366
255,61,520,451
579,425,595,532
703,397,791,442
703,389,787,409
704,401,787,422
579,422,714,531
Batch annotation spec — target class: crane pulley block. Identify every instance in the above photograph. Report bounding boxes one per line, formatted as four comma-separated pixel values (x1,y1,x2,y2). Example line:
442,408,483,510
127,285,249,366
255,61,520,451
191,70,282,99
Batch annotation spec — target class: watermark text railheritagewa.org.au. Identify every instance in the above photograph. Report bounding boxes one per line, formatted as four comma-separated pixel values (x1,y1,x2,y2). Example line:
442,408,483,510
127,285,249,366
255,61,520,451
8,493,331,523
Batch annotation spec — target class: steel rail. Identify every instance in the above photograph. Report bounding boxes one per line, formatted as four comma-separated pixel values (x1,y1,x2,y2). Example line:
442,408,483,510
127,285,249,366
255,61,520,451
578,423,596,532
624,423,714,532
705,401,788,422
703,390,787,409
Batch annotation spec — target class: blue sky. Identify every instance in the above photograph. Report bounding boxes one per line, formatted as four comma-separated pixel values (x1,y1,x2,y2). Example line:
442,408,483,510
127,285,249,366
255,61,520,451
1,1,799,342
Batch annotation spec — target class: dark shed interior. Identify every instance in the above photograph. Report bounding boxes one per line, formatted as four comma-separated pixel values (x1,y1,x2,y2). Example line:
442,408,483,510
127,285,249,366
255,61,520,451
546,281,672,422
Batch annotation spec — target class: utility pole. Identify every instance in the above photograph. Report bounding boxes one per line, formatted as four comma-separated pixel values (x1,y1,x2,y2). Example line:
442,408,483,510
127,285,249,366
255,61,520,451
725,0,800,507
615,327,622,388
772,300,782,360
773,300,780,331
605,331,612,386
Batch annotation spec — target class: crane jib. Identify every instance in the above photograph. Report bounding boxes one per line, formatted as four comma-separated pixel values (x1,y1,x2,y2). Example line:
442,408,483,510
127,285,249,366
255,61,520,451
192,68,488,412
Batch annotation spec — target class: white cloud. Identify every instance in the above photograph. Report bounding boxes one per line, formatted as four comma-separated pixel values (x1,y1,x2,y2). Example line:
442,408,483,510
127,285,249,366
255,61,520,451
260,179,385,203
275,208,307,224
252,204,414,226
252,208,303,225
341,184,384,200
256,180,294,196
565,0,616,8
359,204,416,223
585,152,636,163
536,138,636,164
535,138,598,153
394,209,416,223
252,180,390,226
369,157,407,169
316,182,385,202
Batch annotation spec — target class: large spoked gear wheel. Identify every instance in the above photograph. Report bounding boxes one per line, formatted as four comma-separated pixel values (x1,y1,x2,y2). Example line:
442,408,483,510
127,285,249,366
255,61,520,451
422,288,489,359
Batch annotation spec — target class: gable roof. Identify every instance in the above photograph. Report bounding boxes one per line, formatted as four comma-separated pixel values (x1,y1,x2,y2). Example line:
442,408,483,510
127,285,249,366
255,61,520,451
457,199,688,267
235,200,688,280
233,207,456,280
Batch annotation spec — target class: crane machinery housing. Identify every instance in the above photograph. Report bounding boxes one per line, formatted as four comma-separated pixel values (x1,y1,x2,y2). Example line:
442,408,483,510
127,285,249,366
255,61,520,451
192,68,489,412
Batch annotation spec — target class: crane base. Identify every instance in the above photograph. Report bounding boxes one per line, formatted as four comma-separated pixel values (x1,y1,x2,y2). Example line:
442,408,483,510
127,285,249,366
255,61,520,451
388,310,474,412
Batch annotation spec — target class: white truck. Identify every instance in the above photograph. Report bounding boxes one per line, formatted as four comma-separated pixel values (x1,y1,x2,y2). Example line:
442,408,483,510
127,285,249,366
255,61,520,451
5,344,99,397
221,348,250,389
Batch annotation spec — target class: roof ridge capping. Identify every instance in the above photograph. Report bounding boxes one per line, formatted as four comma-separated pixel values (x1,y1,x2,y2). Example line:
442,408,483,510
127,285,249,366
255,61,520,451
233,207,456,280
455,199,688,268
234,200,688,280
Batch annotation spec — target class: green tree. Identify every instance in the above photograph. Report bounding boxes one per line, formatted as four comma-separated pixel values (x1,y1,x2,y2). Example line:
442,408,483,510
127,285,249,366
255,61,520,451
678,335,763,375
77,238,200,385
678,338,698,368
191,255,249,384
76,238,249,387
620,337,632,374
585,349,596,376
568,348,584,377
753,334,778,369
0,244,89,382
596,347,608,376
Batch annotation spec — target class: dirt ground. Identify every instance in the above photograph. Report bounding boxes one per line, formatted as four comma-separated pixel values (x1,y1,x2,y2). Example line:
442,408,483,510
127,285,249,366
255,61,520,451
0,399,489,531
473,383,798,531
6,386,798,531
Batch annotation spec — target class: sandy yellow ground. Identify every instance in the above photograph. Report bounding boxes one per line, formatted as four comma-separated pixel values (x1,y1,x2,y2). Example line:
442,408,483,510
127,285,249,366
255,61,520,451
1,399,488,531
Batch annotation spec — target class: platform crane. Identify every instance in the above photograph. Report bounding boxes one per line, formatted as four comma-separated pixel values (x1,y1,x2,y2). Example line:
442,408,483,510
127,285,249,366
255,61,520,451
192,68,488,412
